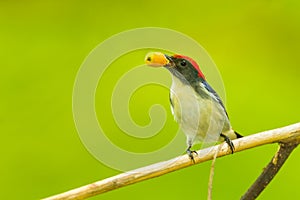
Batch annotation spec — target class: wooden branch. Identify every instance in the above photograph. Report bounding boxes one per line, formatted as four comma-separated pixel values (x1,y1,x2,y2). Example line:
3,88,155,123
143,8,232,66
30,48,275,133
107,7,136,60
43,123,300,200
241,140,299,200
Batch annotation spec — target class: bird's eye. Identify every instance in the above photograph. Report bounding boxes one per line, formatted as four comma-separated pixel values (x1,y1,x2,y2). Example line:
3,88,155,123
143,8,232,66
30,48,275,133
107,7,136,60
180,60,187,66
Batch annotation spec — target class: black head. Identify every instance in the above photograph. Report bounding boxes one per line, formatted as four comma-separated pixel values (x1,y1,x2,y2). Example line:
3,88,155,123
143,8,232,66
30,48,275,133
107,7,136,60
164,54,205,84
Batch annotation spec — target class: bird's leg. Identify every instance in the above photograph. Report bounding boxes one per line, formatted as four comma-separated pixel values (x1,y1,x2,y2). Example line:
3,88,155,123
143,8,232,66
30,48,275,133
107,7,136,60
186,145,198,163
220,133,235,153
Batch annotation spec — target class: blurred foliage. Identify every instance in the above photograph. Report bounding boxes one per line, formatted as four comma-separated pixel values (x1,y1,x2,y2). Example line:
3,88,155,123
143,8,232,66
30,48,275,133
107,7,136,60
1,0,300,199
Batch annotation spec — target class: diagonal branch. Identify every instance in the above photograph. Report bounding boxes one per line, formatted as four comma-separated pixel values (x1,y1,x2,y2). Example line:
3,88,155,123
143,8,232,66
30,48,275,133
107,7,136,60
43,123,300,200
241,140,299,200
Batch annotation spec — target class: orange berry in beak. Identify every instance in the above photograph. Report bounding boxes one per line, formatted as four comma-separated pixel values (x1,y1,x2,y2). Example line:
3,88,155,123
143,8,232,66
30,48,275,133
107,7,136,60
145,52,169,67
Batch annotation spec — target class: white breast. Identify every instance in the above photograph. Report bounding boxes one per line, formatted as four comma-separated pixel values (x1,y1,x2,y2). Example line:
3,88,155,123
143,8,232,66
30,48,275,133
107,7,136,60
170,76,230,146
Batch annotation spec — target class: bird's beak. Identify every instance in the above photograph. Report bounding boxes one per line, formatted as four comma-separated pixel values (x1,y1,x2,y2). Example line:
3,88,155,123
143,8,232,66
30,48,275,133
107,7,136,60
164,54,174,67
145,52,173,67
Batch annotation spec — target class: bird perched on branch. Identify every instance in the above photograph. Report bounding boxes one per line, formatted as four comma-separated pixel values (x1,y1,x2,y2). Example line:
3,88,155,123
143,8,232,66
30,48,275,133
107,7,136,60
145,52,242,161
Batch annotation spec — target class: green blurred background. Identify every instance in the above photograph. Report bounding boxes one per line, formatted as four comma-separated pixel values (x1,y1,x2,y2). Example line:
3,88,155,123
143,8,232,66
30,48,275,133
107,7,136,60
1,0,300,199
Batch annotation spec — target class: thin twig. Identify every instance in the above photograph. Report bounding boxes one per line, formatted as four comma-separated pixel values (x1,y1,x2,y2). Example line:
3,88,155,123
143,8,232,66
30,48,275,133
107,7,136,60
43,123,300,200
241,140,299,200
207,143,223,200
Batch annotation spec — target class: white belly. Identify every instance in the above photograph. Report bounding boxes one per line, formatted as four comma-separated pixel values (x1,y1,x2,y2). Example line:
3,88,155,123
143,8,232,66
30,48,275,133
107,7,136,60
170,77,230,146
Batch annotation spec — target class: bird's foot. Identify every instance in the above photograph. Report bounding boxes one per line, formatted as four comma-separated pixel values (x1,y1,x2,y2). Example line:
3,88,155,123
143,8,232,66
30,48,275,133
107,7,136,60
220,133,235,154
186,147,198,163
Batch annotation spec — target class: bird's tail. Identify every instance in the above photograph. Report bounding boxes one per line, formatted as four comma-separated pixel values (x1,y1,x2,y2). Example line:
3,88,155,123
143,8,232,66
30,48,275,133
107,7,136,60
234,131,243,138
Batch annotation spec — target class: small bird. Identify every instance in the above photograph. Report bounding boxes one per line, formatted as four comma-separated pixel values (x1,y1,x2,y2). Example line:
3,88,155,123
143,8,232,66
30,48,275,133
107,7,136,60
145,52,242,161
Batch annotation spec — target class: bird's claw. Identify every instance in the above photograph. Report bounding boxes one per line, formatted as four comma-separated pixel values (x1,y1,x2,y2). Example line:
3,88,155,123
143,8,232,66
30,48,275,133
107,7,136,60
220,133,235,154
186,148,198,163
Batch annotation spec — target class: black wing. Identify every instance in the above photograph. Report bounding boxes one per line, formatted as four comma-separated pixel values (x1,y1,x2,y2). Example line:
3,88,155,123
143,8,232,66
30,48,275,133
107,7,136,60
202,81,229,119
